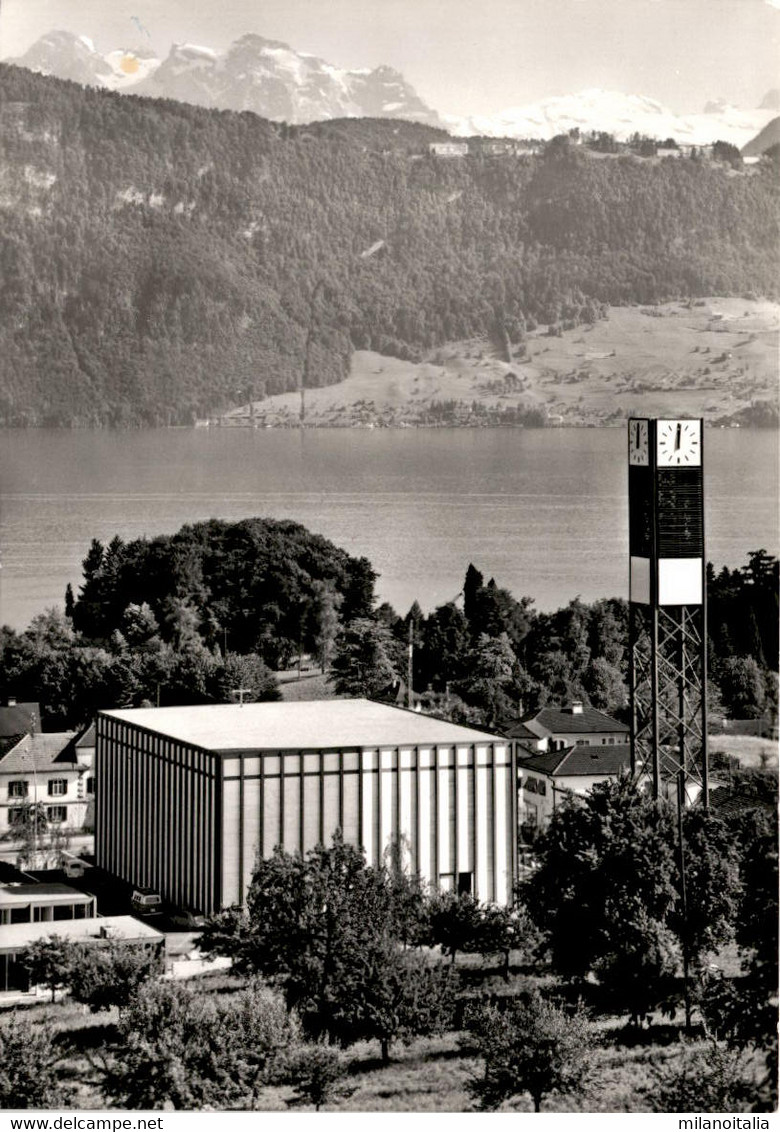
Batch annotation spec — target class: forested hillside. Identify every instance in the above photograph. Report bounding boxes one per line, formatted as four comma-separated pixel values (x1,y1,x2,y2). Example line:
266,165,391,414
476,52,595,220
1,64,778,426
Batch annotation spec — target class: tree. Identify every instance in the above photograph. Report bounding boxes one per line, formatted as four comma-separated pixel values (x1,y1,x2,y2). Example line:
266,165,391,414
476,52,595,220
466,991,591,1112
669,809,739,978
211,651,280,703
283,1043,354,1111
643,1040,754,1112
712,140,743,169
701,808,778,1086
68,941,160,1012
243,835,397,1038
18,935,75,1001
328,618,399,699
329,939,455,1062
583,656,627,715
718,656,767,718
457,632,518,727
197,904,254,970
101,979,296,1110
523,778,679,1021
476,904,536,982
419,601,469,691
310,580,342,673
427,891,485,965
0,1014,60,1109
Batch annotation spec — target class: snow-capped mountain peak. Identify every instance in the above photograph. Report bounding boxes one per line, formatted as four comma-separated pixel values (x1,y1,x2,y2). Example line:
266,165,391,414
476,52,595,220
7,32,775,146
446,88,777,147
8,30,440,127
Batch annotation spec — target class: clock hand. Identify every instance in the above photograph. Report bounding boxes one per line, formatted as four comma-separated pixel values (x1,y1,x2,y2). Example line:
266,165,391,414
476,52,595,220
675,423,681,452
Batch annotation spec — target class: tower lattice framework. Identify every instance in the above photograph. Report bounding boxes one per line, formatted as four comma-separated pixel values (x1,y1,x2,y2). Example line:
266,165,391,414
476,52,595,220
627,417,709,806
629,602,708,802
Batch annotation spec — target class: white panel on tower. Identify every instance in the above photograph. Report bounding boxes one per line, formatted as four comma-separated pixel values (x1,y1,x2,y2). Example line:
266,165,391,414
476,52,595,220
630,556,651,604
658,558,703,605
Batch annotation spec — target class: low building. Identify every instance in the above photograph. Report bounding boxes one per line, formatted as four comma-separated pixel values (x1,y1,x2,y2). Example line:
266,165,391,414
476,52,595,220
428,141,469,158
519,743,631,829
508,701,629,753
0,882,96,925
0,916,165,994
96,699,517,915
0,730,95,838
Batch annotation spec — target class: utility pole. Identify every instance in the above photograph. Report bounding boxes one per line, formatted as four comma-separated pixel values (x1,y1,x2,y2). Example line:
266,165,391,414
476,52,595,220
407,619,414,709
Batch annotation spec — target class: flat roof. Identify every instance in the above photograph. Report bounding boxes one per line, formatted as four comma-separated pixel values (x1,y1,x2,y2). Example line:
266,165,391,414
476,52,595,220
0,915,164,952
0,883,94,907
101,699,504,752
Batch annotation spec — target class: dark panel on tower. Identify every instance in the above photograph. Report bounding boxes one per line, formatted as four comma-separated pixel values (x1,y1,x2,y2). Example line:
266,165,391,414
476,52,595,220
657,469,704,557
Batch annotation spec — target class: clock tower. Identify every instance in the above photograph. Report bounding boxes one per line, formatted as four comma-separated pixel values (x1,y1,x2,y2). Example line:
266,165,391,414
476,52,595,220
627,418,709,803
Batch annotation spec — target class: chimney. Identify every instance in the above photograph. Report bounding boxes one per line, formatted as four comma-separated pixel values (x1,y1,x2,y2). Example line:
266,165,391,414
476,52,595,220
571,701,583,715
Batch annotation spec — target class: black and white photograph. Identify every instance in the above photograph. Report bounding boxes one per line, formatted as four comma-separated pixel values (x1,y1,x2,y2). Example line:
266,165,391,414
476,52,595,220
0,0,777,1120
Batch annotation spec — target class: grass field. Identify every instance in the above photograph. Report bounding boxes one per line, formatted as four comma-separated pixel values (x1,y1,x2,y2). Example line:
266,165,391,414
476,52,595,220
7,965,769,1113
708,732,778,770
224,297,779,428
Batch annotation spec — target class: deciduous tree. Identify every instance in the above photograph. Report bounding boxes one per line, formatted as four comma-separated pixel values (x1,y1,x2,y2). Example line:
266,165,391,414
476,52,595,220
466,991,591,1112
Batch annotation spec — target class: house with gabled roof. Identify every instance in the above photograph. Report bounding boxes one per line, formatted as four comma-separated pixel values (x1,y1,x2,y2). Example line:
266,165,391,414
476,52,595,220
507,700,629,754
0,729,95,839
519,743,631,830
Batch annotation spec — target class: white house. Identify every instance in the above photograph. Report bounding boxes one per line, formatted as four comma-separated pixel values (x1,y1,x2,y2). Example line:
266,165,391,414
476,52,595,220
0,729,95,839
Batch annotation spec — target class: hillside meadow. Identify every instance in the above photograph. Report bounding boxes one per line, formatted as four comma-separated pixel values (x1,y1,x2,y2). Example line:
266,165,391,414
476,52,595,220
224,297,780,427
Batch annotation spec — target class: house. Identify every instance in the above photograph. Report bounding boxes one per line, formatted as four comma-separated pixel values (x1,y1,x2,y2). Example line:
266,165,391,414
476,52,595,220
519,743,631,830
0,915,165,995
428,141,469,158
0,729,95,839
507,701,629,753
95,699,517,915
0,700,41,738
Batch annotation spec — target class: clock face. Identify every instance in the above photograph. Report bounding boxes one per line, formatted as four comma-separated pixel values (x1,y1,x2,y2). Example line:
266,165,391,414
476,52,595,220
656,419,701,467
629,419,649,466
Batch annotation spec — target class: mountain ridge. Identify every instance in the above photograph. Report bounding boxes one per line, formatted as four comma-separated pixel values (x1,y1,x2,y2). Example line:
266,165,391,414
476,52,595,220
6,29,778,146
8,30,442,127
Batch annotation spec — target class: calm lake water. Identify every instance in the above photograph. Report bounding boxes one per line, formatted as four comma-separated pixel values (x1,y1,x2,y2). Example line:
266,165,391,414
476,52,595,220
0,428,777,631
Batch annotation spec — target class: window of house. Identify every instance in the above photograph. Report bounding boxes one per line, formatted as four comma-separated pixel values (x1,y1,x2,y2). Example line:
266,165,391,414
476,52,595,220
8,807,26,826
537,779,547,796
525,776,537,794
576,739,588,746
47,805,67,823
8,780,28,799
48,779,67,796
458,872,473,896
86,777,95,794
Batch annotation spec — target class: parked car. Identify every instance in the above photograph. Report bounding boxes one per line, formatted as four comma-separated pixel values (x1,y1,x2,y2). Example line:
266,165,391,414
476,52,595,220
131,887,163,917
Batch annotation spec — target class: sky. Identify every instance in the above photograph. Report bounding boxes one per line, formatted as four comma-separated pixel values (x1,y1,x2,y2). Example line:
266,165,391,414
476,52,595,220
0,0,778,117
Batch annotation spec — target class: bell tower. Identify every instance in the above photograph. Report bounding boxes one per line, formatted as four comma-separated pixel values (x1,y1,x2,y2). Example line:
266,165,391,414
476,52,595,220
627,418,709,804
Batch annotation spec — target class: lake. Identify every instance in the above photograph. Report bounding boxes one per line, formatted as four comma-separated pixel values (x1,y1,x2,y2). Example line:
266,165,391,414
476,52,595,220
0,427,777,631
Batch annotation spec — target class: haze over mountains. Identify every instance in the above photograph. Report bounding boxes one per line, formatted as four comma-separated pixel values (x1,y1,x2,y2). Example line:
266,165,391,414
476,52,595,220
8,29,777,148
